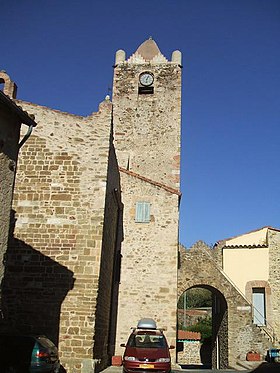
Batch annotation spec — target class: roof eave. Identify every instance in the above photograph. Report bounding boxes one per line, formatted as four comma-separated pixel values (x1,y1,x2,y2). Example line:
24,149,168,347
0,90,37,127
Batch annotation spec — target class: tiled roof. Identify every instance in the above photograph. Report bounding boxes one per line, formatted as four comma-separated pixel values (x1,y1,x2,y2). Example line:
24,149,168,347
119,167,181,196
177,308,208,316
177,330,201,340
216,226,280,245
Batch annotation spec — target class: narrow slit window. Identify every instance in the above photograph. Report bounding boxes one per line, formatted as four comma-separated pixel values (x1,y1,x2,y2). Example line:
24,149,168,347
135,202,151,223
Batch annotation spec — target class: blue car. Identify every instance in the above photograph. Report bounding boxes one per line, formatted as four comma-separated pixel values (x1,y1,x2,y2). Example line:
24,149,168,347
0,334,60,373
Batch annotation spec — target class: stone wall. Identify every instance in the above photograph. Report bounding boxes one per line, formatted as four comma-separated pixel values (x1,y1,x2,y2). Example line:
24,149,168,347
177,341,201,365
113,62,181,190
268,229,280,344
115,171,179,358
93,131,123,371
0,86,36,325
2,97,121,372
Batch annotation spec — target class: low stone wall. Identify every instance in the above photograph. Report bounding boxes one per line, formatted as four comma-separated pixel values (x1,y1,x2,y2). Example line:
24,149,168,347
177,341,201,365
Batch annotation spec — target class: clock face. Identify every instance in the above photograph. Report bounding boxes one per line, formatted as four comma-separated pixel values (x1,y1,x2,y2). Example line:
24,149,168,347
139,72,154,86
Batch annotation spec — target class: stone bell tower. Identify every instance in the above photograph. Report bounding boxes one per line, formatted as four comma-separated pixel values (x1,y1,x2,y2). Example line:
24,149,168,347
112,38,182,358
113,38,181,188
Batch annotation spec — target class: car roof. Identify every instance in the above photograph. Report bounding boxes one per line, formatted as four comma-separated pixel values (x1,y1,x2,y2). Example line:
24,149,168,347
137,318,157,329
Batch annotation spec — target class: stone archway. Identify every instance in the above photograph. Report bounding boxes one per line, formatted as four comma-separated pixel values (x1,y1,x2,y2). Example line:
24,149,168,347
178,241,271,369
177,283,228,369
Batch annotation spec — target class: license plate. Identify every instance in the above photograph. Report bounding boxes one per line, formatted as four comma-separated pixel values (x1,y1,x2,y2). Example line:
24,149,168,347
139,364,154,369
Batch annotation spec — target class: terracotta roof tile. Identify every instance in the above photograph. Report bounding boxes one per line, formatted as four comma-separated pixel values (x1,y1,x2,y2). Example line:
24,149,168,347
177,330,201,340
119,167,181,196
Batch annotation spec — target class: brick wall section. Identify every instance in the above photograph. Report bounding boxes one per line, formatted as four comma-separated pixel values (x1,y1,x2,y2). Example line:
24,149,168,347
3,98,121,372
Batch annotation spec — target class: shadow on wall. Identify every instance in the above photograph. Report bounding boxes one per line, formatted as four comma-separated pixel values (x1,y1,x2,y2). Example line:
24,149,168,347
200,337,212,368
0,210,75,346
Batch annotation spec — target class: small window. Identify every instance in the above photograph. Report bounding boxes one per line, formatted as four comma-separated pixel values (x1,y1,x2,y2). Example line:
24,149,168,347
135,202,151,223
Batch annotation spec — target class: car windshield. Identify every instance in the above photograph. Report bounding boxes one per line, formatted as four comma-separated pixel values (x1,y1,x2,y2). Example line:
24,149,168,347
128,333,167,349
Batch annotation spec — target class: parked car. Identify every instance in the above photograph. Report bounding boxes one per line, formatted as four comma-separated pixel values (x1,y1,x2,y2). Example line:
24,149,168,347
266,348,280,363
0,334,60,373
121,318,174,373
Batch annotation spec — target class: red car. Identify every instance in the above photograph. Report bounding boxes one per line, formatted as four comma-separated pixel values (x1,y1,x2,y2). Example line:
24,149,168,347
121,319,174,373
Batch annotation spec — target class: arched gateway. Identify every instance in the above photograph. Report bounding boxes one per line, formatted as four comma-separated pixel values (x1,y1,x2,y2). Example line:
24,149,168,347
178,242,271,369
178,284,228,369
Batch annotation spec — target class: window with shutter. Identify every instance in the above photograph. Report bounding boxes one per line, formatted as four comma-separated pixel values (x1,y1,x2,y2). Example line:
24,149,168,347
135,202,151,223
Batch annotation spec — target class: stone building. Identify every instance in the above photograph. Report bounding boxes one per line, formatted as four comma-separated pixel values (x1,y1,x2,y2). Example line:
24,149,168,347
213,226,280,346
178,227,280,369
0,71,37,318
1,39,182,373
113,39,182,358
178,241,273,369
1,81,122,372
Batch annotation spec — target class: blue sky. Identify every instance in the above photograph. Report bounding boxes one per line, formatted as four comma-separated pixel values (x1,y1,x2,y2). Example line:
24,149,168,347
1,0,280,247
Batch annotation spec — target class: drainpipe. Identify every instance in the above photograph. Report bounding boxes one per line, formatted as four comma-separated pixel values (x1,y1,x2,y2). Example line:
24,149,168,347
18,124,34,149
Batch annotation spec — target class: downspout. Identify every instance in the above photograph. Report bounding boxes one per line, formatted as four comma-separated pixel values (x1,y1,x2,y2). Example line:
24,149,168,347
18,124,34,149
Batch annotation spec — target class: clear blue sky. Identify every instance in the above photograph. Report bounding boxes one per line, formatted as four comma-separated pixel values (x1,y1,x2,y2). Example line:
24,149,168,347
2,0,280,247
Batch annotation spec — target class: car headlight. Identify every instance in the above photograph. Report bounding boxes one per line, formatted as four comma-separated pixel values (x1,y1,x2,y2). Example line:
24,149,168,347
156,358,170,362
124,356,136,361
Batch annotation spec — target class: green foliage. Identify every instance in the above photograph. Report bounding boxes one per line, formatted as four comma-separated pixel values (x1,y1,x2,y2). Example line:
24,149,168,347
177,288,212,342
178,288,212,309
187,316,212,342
